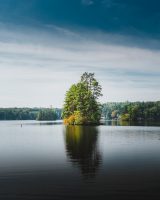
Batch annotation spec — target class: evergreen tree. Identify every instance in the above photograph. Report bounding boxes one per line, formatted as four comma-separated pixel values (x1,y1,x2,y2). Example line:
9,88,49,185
36,108,58,121
63,72,102,125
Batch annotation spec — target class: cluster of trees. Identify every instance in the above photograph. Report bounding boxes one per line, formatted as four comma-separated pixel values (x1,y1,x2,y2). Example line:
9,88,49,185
0,108,62,121
0,108,38,120
36,108,60,121
102,101,160,122
1,86,159,123
63,72,102,125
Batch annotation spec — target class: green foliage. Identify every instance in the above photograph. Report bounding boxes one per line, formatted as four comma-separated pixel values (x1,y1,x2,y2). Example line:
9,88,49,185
102,101,160,122
81,72,102,100
74,111,85,125
63,72,102,125
0,108,38,120
120,113,130,121
0,108,62,121
36,108,58,121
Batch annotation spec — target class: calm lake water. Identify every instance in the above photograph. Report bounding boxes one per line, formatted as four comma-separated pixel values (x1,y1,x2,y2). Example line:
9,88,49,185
0,121,160,200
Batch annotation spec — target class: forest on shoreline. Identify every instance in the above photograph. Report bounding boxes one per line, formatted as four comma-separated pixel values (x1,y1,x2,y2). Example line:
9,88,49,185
0,101,159,122
102,101,160,122
0,108,61,121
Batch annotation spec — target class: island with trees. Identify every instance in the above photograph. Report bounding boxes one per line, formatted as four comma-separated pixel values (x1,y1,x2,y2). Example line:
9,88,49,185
62,72,102,125
0,71,159,124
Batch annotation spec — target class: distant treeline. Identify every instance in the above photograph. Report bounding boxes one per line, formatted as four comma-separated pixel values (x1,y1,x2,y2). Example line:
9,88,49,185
37,108,61,121
102,101,160,121
0,108,62,121
0,101,160,121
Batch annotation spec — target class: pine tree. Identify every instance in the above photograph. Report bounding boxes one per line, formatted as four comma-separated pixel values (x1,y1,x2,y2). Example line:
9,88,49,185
63,72,102,125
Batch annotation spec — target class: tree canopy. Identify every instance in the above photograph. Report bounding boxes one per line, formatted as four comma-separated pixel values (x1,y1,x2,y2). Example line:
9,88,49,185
36,108,59,121
0,108,61,121
63,72,102,125
101,101,160,122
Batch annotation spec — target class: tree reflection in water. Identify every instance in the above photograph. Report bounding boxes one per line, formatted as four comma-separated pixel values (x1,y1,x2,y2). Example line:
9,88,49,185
64,126,102,179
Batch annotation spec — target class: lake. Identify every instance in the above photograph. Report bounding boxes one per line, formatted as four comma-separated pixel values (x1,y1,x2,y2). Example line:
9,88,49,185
0,121,160,200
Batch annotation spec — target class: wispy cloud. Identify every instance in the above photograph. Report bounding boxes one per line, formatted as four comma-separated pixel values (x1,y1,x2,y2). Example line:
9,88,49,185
0,24,160,107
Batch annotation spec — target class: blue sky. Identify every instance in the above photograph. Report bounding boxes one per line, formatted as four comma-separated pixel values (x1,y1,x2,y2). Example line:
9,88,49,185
0,0,160,107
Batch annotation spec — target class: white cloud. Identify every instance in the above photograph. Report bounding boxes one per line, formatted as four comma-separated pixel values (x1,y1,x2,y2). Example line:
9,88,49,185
0,24,160,107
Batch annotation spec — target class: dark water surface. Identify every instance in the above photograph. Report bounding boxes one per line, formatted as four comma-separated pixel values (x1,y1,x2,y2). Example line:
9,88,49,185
0,121,160,200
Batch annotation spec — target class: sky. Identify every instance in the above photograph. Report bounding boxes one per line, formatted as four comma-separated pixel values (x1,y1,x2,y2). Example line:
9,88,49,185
0,0,160,107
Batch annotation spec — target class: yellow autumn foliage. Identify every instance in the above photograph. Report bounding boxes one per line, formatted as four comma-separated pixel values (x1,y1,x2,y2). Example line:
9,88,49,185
63,114,75,125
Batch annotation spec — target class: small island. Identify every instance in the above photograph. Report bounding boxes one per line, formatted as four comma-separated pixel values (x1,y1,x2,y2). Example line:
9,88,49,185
62,72,102,125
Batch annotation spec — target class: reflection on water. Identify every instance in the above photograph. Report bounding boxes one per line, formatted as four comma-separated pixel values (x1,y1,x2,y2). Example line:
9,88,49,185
64,126,101,178
0,121,160,199
104,120,160,126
